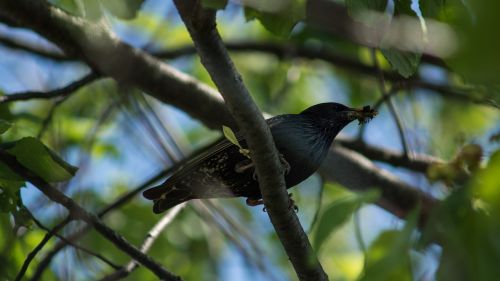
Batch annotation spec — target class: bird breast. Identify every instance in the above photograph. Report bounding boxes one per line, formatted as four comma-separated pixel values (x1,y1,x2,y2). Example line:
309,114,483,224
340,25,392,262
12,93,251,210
270,116,335,187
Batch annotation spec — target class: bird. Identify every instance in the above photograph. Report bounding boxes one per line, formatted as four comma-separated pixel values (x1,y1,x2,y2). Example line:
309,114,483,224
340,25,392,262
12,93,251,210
143,102,377,213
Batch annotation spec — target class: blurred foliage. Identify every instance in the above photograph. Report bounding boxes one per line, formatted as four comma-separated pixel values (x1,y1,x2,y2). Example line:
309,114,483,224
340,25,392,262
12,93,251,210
0,0,499,281
313,187,379,252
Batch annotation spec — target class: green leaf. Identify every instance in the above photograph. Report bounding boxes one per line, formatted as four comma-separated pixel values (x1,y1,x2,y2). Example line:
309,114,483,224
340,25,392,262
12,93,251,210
244,0,305,36
419,0,446,19
6,137,78,182
445,0,500,85
102,0,145,20
82,0,104,20
222,126,250,158
313,189,379,252
346,0,388,24
475,150,500,212
0,179,24,213
0,120,11,135
394,0,416,17
201,0,228,10
381,49,421,78
222,125,240,148
358,209,418,281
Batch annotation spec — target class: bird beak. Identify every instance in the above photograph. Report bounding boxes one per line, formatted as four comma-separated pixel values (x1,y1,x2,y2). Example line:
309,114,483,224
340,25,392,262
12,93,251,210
344,105,378,125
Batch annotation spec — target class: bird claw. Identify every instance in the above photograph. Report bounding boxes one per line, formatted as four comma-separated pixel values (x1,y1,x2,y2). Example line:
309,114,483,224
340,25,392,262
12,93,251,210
235,159,254,173
279,153,291,175
246,194,298,213
246,198,263,206
288,193,299,212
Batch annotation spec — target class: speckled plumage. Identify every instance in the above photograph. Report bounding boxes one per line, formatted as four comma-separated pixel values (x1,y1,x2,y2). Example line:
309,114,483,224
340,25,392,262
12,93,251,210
143,103,376,213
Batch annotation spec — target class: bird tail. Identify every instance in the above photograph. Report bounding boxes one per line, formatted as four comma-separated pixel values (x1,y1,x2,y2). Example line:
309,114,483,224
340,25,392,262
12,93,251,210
143,185,192,214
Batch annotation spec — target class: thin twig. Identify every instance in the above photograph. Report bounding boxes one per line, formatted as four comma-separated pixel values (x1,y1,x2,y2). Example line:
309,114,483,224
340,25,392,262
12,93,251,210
26,210,120,270
371,49,411,158
308,181,325,234
28,166,176,281
0,72,99,103
203,200,266,258
0,149,182,281
0,33,70,61
98,203,186,281
14,218,68,281
192,202,280,281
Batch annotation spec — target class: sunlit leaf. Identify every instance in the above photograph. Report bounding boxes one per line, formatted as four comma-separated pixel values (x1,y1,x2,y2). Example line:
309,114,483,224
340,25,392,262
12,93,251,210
222,125,239,147
102,0,145,20
244,0,305,36
345,0,388,25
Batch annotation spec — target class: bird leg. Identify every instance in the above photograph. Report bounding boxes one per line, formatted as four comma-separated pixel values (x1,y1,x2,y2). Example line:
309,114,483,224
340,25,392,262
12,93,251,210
288,193,299,212
245,197,263,206
245,193,298,212
279,154,291,175
235,158,254,173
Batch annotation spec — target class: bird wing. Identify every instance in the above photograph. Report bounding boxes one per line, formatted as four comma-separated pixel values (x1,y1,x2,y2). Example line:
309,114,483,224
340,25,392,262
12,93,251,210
142,115,295,213
142,136,237,199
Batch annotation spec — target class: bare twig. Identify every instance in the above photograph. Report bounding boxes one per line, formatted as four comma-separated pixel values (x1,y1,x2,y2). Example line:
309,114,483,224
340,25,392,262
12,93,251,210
192,202,279,281
308,181,325,233
99,204,186,281
29,166,176,281
335,136,441,173
27,210,120,270
14,217,68,281
0,149,181,281
371,49,411,157
0,33,70,61
173,1,327,280
203,200,266,258
0,72,99,103
320,146,438,227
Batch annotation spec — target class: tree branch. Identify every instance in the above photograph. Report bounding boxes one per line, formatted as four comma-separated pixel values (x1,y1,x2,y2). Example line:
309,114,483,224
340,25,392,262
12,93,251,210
27,211,120,270
99,204,185,281
172,1,327,280
320,146,439,226
0,0,236,130
0,72,99,103
29,166,175,281
0,150,181,281
335,136,442,173
0,32,70,61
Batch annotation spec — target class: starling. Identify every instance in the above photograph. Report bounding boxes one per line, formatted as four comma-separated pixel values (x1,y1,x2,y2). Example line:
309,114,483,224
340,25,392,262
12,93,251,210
143,103,377,213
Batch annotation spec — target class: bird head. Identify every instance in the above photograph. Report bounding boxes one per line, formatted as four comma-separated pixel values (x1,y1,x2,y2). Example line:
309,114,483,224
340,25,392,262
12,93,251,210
301,102,378,126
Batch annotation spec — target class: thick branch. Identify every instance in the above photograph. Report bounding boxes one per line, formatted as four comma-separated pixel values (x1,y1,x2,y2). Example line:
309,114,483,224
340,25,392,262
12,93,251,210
335,136,442,173
173,1,327,280
0,0,235,130
1,0,441,258
320,146,439,226
0,150,181,281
